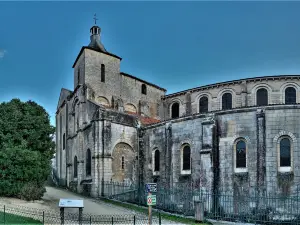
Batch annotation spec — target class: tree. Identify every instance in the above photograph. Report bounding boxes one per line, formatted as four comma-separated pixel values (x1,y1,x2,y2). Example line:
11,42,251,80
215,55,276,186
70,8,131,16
0,98,55,200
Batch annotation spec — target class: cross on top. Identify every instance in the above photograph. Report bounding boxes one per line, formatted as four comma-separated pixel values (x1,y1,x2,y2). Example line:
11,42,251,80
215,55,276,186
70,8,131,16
93,13,98,25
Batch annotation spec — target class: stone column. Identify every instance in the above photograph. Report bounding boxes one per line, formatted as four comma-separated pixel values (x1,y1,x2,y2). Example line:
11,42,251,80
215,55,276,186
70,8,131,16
241,80,248,107
256,109,266,208
185,91,192,116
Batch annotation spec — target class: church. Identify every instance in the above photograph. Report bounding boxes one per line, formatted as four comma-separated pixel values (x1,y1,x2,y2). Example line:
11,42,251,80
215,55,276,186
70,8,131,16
56,22,300,218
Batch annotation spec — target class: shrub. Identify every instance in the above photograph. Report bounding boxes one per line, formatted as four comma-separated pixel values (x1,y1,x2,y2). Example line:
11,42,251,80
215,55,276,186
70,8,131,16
18,182,46,201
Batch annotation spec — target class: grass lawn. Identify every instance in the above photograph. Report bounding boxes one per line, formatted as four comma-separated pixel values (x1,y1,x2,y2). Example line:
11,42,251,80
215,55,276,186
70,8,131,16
101,198,211,225
0,211,42,224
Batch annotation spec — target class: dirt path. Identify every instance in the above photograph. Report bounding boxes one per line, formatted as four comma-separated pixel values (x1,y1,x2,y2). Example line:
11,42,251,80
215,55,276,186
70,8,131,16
43,186,133,215
0,186,187,224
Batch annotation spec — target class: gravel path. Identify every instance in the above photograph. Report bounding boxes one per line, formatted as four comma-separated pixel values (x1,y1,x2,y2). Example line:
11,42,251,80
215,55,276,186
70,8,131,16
43,186,187,224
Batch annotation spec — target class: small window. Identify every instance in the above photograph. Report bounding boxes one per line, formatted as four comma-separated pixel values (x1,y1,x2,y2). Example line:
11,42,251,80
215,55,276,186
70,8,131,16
236,140,246,168
222,93,232,110
285,87,296,104
101,64,105,82
256,88,268,106
171,102,180,119
63,133,65,150
121,156,125,170
199,96,208,113
280,138,291,168
86,149,91,176
154,150,160,172
182,145,191,171
74,156,78,178
142,84,147,95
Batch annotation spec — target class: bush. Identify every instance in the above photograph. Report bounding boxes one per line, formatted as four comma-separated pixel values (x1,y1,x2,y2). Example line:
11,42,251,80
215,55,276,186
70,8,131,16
18,182,46,201
0,99,55,200
0,147,50,199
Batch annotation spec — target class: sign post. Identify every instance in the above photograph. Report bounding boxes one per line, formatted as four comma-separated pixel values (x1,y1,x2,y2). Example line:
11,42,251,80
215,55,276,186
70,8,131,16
59,199,84,225
146,183,157,225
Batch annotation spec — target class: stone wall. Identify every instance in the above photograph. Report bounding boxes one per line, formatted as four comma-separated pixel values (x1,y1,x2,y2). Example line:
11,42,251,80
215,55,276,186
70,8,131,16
162,77,300,120
82,48,165,118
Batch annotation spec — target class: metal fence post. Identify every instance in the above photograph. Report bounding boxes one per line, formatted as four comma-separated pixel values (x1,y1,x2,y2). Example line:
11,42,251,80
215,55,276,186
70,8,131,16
90,216,92,225
42,211,44,224
3,205,5,224
133,215,135,225
111,216,114,225
159,213,161,225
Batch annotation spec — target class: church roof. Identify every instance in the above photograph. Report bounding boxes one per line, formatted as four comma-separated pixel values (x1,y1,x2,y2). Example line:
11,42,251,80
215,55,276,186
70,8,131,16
57,88,72,110
163,74,300,99
120,72,166,92
72,46,122,68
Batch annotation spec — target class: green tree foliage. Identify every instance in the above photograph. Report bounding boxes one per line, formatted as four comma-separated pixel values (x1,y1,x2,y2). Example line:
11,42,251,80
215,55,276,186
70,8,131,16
0,99,55,200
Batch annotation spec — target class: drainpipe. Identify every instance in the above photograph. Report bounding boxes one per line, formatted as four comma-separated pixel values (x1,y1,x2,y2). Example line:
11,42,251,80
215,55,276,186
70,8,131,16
65,103,68,187
101,118,105,197
136,120,141,205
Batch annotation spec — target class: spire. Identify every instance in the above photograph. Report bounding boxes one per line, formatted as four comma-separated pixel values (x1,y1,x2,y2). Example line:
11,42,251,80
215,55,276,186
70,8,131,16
88,13,107,52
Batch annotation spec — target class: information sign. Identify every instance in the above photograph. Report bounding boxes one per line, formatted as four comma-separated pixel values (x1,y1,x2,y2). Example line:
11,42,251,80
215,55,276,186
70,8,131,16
147,195,156,206
146,183,157,193
59,199,84,208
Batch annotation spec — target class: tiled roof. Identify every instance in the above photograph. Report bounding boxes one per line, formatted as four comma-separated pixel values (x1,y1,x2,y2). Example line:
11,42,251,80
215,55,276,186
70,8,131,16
125,111,160,125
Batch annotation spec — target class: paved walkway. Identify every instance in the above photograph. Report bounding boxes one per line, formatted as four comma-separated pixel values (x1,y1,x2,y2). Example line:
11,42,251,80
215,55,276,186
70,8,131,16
43,186,186,224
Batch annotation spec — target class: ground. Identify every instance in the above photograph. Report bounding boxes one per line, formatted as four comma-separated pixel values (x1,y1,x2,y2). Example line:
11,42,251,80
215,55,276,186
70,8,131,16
1,186,194,224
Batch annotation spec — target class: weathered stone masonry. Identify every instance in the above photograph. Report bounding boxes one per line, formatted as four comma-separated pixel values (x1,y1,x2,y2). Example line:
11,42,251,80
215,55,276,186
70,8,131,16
56,23,300,216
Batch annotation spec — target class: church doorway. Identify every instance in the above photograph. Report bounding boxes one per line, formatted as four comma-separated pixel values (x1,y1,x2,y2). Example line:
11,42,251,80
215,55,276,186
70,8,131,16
111,143,135,183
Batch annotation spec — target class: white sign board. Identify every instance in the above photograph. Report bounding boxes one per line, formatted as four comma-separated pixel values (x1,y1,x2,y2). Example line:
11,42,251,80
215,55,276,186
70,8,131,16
59,199,84,208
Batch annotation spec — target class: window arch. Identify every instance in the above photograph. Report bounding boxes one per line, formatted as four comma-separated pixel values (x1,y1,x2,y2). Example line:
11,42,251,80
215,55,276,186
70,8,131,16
233,139,247,173
63,133,65,150
74,156,78,178
101,64,105,82
121,156,125,170
256,88,268,106
279,137,291,168
222,93,232,110
154,150,160,172
199,96,208,113
171,102,180,118
285,87,296,104
182,145,191,172
141,84,147,95
236,140,246,168
86,149,91,176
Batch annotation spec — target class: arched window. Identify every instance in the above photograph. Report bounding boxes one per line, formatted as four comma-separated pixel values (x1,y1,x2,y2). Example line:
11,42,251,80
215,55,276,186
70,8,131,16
171,102,180,119
222,93,232,110
236,140,246,168
142,84,147,95
74,156,78,178
121,156,125,170
154,150,160,172
182,145,191,171
63,133,65,150
86,149,91,176
101,64,105,82
280,138,291,167
285,87,296,104
256,88,268,106
199,96,208,113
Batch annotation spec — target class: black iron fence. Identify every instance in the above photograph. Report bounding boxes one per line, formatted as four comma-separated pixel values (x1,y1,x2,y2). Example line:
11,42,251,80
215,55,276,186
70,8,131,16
98,180,300,224
0,204,161,225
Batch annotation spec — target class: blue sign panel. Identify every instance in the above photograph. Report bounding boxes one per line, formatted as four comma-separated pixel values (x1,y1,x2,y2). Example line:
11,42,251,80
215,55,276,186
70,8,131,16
145,183,157,193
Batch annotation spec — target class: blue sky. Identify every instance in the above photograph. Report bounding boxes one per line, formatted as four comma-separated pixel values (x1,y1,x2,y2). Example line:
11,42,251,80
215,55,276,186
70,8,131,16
1,1,300,126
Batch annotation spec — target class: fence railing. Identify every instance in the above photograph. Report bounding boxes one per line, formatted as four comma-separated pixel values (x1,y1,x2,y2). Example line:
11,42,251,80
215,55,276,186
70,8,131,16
0,203,161,225
98,180,300,224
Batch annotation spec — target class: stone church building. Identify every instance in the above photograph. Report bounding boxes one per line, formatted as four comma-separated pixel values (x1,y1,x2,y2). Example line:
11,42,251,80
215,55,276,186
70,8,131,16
56,23,300,215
